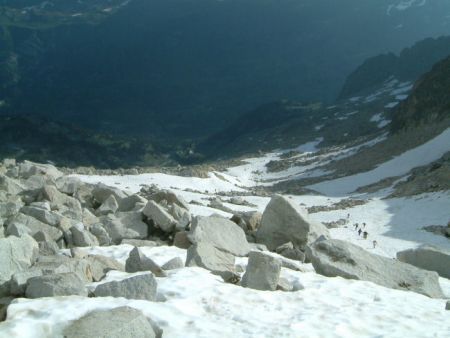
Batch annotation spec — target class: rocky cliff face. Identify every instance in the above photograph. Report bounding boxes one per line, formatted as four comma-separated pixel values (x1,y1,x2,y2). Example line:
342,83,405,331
391,56,450,132
339,36,450,99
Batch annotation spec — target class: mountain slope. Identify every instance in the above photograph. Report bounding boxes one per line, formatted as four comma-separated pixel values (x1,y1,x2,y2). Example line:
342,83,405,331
0,115,169,168
339,36,450,99
2,0,450,143
391,55,450,131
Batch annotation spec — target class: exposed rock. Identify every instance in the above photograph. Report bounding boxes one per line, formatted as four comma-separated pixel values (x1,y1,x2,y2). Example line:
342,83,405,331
97,195,119,215
70,224,99,247
188,216,250,256
92,183,128,204
0,175,25,195
208,198,234,213
169,204,191,230
397,245,450,279
149,190,190,210
125,247,167,277
86,255,125,282
101,213,148,244
161,257,184,270
90,223,112,246
185,242,235,276
82,208,99,227
62,306,156,338
143,201,176,233
256,195,329,251
276,242,306,262
0,297,13,322
308,239,444,298
55,176,83,195
277,277,294,292
0,235,38,296
20,206,62,227
241,251,281,291
33,255,93,283
232,211,262,232
446,301,450,310
25,272,87,298
0,201,22,219
173,231,192,249
118,194,148,212
121,239,158,247
18,161,63,180
5,213,63,242
38,240,61,256
93,273,157,300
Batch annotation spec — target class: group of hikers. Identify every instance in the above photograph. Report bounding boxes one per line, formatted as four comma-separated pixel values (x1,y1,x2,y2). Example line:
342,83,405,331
350,216,377,249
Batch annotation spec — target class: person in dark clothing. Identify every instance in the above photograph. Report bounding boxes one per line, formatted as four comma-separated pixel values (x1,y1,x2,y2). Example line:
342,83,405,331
358,229,362,236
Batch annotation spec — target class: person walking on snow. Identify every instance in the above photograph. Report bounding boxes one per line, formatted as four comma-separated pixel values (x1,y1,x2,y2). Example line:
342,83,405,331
358,228,362,236
373,240,377,248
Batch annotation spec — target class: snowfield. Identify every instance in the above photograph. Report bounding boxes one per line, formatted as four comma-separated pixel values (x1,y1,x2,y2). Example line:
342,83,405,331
1,129,450,338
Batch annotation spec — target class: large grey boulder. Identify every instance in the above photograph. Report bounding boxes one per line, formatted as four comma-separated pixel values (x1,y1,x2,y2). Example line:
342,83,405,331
33,255,93,283
232,211,262,232
25,272,87,298
0,175,25,195
256,195,329,251
308,239,444,298
20,206,62,227
86,255,125,282
118,194,148,212
397,245,450,279
62,307,157,338
143,201,176,233
125,247,167,277
5,213,63,242
161,257,184,270
150,190,189,210
10,269,43,296
0,201,22,219
93,273,157,301
0,235,38,296
70,224,99,247
55,176,83,195
90,223,111,246
97,195,119,215
101,212,148,244
92,183,128,205
169,204,191,230
188,216,250,256
186,242,235,276
18,161,63,180
241,251,281,291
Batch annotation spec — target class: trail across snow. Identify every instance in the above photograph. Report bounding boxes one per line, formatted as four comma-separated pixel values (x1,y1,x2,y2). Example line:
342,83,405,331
309,128,450,196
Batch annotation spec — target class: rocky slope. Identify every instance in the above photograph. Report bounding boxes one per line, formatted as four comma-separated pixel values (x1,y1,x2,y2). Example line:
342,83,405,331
339,36,450,100
0,115,170,168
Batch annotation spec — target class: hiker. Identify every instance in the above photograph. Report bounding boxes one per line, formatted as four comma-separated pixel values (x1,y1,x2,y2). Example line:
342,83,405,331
358,229,362,236
363,231,368,239
347,213,350,219
354,223,358,230
363,222,366,228
373,240,377,248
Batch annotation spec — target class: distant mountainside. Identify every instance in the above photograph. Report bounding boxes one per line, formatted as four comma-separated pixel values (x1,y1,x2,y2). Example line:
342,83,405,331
0,115,169,168
339,36,450,100
1,0,450,144
391,55,450,132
